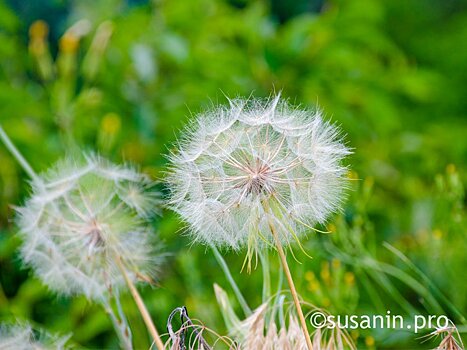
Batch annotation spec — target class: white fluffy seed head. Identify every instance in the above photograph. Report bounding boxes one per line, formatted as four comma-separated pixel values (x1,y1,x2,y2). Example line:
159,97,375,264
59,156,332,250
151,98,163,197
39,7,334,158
16,154,162,300
0,324,69,350
167,96,350,264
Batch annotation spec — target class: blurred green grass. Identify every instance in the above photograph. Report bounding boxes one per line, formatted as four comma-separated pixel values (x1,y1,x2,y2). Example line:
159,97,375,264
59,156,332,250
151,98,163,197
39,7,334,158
0,0,466,348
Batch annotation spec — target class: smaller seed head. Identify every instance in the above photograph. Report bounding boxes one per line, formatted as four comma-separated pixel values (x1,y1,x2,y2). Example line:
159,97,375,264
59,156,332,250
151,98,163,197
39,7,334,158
16,154,162,300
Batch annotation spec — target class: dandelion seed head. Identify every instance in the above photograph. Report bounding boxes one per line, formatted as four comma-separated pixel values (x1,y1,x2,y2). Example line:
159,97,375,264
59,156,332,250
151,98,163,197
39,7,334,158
0,324,69,350
16,154,162,300
168,96,351,260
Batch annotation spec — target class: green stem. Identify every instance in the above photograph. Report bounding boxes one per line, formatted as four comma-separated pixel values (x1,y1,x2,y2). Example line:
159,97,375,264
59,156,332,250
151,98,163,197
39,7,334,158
0,125,39,182
270,266,284,325
259,250,271,304
211,245,251,316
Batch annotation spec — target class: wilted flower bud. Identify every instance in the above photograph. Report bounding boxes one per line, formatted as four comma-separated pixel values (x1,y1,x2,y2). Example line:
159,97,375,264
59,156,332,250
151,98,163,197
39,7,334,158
16,155,161,300
213,284,355,350
168,96,350,262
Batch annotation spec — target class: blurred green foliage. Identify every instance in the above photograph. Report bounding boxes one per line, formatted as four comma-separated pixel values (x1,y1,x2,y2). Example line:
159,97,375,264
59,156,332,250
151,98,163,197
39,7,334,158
0,0,466,348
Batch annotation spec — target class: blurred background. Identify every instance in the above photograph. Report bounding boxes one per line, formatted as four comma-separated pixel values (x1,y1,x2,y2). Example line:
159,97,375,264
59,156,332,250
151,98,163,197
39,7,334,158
0,0,466,348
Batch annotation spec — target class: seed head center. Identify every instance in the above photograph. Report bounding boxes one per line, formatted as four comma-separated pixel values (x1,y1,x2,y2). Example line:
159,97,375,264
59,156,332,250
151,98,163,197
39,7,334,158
85,220,105,250
242,160,273,196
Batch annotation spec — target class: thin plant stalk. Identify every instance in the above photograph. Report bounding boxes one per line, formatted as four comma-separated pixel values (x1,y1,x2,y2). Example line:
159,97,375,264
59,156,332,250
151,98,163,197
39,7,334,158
115,291,132,342
0,125,40,182
115,256,165,350
259,250,271,304
263,201,313,350
270,226,312,350
103,298,133,350
269,265,284,325
211,245,252,316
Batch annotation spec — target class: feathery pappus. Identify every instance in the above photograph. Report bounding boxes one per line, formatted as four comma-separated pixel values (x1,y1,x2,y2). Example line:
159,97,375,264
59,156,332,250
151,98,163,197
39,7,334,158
16,154,162,300
167,95,350,267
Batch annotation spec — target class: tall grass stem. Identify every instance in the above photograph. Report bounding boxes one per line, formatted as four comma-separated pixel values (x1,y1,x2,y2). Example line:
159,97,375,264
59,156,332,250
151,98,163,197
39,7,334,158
259,250,271,304
0,125,40,182
211,245,252,316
